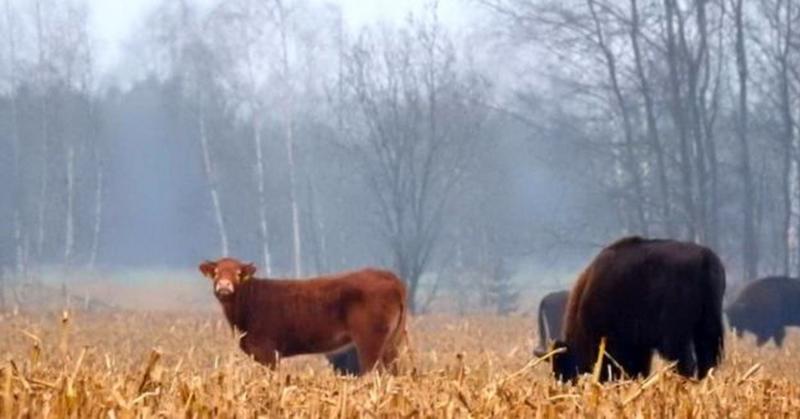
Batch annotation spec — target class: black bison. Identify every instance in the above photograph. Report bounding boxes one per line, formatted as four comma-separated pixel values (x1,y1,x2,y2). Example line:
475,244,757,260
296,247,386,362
326,348,361,375
533,290,569,357
550,237,726,382
726,276,800,347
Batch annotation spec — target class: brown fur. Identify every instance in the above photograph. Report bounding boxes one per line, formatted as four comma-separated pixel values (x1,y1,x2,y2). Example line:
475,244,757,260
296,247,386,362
552,237,726,382
199,258,408,374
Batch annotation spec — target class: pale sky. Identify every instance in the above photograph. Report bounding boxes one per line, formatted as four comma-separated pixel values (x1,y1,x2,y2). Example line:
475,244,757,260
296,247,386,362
87,0,468,76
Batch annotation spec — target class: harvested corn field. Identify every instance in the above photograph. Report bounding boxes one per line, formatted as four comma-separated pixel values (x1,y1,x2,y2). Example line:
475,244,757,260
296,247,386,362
1,310,799,418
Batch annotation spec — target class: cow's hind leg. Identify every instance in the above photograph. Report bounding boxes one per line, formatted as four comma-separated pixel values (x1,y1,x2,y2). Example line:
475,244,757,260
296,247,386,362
350,313,393,374
353,332,389,374
380,342,400,374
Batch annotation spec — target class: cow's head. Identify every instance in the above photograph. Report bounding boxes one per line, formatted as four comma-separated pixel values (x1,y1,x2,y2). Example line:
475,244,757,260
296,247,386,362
550,340,579,382
199,258,257,300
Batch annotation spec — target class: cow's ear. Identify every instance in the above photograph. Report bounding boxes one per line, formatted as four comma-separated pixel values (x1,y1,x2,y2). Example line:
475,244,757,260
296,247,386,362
199,261,217,279
241,263,256,281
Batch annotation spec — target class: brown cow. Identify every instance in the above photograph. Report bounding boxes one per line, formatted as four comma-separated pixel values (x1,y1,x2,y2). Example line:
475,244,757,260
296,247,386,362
199,257,408,374
550,237,726,382
726,276,800,347
532,290,569,357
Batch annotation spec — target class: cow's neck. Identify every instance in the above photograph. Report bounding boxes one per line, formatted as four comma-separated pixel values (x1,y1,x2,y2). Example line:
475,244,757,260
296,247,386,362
219,281,256,332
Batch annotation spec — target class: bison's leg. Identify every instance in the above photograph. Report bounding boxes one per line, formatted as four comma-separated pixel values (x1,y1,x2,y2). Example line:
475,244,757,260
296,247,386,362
659,339,696,378
327,348,361,376
674,344,696,378
755,332,769,347
772,327,786,347
694,315,724,379
627,347,654,378
734,328,743,339
604,341,647,380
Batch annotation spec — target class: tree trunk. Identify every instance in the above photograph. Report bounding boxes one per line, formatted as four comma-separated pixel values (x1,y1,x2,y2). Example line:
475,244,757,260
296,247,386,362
87,98,103,270
778,3,794,276
588,0,647,235
679,0,709,243
5,0,24,277
198,113,229,256
276,0,303,277
664,0,696,240
64,145,75,264
252,114,273,275
699,25,723,251
286,114,302,277
34,0,49,261
88,162,103,270
630,0,672,237
306,178,328,275
734,0,757,280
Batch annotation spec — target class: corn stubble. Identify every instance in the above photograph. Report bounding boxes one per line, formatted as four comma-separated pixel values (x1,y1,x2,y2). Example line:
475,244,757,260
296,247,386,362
0,312,798,418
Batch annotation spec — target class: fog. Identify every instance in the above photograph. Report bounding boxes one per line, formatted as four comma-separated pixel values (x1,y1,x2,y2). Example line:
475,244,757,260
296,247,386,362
1,0,796,313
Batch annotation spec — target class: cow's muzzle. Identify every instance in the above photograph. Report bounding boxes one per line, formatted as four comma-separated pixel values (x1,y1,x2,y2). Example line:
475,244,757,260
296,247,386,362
215,280,235,296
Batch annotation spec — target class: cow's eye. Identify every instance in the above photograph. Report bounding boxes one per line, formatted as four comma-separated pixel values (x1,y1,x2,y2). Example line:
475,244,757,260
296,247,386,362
236,269,242,278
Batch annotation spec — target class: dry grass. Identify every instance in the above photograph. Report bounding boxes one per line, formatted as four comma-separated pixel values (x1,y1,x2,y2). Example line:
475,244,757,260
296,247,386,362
1,310,799,418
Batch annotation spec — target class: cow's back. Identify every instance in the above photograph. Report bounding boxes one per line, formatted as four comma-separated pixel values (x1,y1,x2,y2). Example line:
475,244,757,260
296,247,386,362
241,269,406,356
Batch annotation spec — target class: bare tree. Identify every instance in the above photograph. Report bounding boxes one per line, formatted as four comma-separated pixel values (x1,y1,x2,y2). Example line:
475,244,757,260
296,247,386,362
273,0,303,277
733,0,758,279
629,0,673,236
754,0,798,276
148,0,231,257
3,0,24,279
337,10,491,309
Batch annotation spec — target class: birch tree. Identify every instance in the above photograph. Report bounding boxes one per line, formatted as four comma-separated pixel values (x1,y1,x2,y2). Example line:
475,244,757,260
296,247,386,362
147,1,231,257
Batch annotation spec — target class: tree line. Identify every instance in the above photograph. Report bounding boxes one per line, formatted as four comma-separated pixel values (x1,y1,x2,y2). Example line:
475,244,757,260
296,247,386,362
1,0,798,312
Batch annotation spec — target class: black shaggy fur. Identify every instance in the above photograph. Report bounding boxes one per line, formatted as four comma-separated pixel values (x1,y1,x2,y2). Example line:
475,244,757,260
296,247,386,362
552,237,726,382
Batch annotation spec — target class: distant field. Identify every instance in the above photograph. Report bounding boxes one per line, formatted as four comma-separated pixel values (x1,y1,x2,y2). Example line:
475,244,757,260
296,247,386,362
1,311,799,417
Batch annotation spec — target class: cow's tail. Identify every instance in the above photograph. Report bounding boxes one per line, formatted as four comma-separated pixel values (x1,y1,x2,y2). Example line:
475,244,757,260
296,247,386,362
394,290,416,370
696,250,726,378
382,274,414,374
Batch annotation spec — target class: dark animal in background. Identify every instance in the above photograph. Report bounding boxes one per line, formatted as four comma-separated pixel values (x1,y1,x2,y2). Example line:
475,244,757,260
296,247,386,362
550,237,726,382
532,290,569,357
200,257,408,374
326,348,361,375
726,276,800,347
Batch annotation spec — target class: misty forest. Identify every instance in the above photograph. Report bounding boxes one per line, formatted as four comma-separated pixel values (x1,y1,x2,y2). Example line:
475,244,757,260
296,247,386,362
1,0,798,313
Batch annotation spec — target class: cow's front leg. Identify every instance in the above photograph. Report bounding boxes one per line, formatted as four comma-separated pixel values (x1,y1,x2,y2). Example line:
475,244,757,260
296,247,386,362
241,337,278,368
